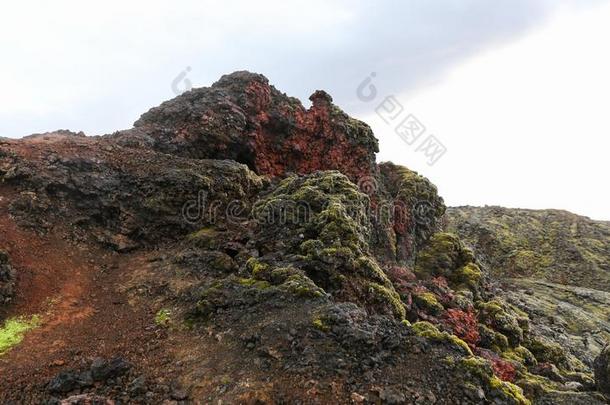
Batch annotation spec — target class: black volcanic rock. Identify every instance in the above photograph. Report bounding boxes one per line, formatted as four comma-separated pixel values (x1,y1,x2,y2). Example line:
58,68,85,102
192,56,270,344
0,250,15,306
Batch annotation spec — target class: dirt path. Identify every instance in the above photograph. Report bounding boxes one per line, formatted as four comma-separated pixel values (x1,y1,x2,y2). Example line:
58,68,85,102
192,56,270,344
0,187,165,398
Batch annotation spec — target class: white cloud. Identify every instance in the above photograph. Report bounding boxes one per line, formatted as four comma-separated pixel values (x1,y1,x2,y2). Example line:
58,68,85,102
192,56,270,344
1,0,608,219
367,1,610,219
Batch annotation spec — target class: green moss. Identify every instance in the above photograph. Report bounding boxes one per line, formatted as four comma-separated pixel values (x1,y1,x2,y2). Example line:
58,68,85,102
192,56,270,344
415,232,482,295
458,356,531,405
280,273,325,298
459,356,493,380
248,261,326,299
524,337,586,373
312,317,330,332
252,171,407,319
477,300,524,346
478,324,510,352
236,277,271,290
246,257,271,280
412,321,472,355
155,309,171,326
489,376,531,405
193,276,275,321
353,256,392,286
187,227,217,242
0,315,41,355
502,346,537,367
525,336,568,368
514,372,561,399
506,250,552,275
452,263,482,290
415,233,465,277
367,282,406,319
445,206,610,291
413,292,444,315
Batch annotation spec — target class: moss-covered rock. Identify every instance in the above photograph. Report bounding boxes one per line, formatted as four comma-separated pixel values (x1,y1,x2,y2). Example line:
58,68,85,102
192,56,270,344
252,171,406,319
457,356,531,404
412,321,472,355
248,259,325,299
525,336,573,371
415,232,484,298
376,163,446,263
477,300,524,346
445,206,610,292
413,292,444,316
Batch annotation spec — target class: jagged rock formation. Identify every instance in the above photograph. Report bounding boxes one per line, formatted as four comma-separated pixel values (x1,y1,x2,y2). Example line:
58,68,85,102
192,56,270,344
0,72,608,404
112,72,378,183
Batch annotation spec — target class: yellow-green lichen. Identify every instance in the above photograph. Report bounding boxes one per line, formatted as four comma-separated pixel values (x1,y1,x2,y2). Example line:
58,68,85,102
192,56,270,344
502,346,537,367
312,317,330,332
413,292,444,315
155,308,172,326
477,300,524,346
246,257,271,280
458,357,531,405
412,321,472,355
236,277,271,290
187,227,217,242
414,232,482,295
452,263,482,290
367,282,406,319
514,371,560,399
524,336,586,373
0,315,41,355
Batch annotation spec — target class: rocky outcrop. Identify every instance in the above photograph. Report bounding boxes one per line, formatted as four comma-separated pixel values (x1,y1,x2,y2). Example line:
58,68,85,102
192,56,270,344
0,250,15,306
1,72,608,404
114,71,378,183
446,205,610,403
1,136,264,249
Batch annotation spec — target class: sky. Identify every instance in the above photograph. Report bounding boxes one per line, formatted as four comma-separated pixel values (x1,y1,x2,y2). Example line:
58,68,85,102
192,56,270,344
1,0,608,220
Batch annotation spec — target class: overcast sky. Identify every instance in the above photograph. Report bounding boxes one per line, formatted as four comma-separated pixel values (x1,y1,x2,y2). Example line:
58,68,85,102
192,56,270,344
1,0,608,220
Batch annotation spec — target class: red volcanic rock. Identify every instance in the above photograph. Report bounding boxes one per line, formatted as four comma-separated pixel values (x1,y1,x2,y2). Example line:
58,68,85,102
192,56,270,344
118,71,379,182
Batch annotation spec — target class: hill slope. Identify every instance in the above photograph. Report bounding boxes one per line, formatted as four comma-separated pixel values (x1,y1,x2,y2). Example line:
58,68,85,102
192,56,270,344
0,73,608,404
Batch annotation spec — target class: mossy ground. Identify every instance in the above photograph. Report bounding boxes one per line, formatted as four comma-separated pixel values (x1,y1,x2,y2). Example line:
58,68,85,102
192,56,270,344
0,315,41,355
155,309,172,326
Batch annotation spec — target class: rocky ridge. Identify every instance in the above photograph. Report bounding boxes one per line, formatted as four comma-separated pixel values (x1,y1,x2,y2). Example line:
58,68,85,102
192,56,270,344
0,72,608,404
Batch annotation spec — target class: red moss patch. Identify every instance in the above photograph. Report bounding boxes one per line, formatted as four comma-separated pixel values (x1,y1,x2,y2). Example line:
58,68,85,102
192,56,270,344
441,308,480,348
477,348,517,382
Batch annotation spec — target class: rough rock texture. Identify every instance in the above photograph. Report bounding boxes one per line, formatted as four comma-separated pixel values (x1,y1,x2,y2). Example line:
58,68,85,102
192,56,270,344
595,346,610,395
0,250,15,305
0,72,608,404
446,205,610,403
446,206,610,291
113,71,378,183
1,136,264,249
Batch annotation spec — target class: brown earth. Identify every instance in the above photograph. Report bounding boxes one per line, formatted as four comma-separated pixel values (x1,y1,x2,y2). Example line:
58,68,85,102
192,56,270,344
0,184,167,400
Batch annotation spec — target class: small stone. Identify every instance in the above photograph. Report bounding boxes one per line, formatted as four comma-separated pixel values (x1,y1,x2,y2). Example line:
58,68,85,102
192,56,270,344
564,381,583,391
170,389,188,400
